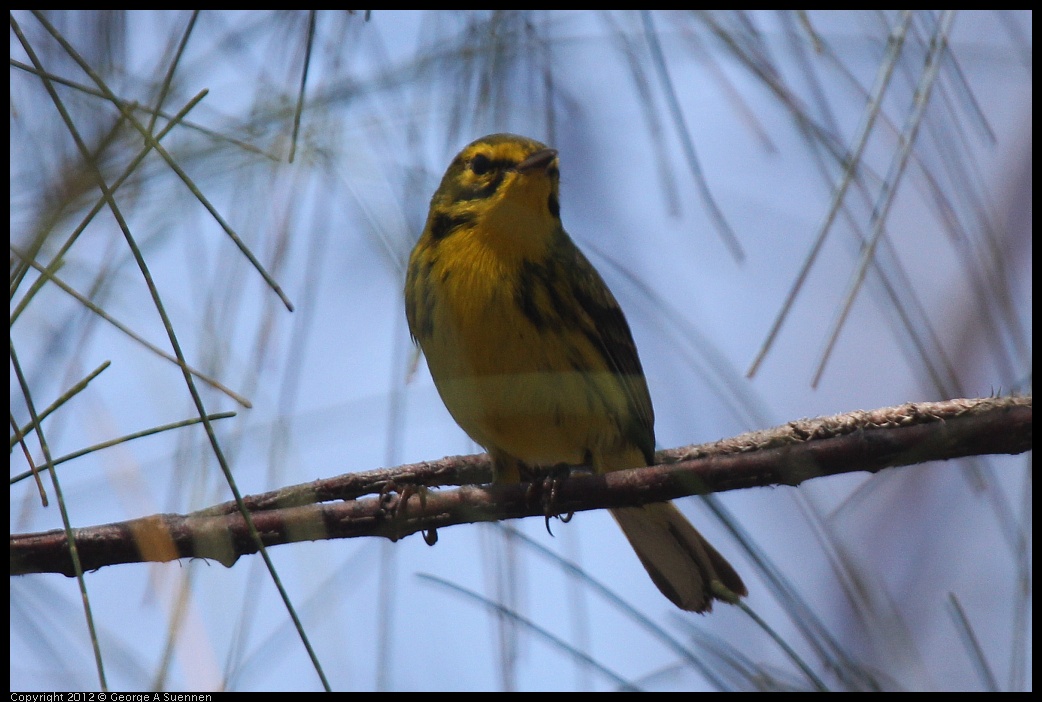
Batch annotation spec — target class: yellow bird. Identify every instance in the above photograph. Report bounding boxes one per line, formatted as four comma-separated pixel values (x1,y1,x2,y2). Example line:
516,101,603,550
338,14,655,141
405,133,746,612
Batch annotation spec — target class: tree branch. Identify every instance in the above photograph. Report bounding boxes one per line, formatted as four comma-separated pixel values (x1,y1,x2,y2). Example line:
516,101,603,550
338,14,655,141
10,396,1031,577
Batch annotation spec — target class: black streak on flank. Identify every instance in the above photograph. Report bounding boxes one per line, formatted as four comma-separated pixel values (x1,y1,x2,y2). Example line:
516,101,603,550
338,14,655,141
517,262,548,330
516,260,565,331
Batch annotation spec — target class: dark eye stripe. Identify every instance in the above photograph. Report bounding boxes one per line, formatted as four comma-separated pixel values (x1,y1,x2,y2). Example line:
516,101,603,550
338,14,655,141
470,157,518,173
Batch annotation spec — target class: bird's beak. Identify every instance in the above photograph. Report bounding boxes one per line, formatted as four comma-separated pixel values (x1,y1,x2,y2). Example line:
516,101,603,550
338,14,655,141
516,148,558,173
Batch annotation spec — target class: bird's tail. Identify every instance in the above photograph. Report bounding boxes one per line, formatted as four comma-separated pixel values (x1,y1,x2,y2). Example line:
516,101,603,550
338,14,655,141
610,502,747,613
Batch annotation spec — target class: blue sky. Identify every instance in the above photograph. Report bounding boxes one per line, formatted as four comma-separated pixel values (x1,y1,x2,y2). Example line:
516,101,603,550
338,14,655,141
10,10,1032,691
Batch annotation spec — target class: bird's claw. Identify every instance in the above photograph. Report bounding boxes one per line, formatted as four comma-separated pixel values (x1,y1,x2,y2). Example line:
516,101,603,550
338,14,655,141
377,480,434,544
536,465,574,536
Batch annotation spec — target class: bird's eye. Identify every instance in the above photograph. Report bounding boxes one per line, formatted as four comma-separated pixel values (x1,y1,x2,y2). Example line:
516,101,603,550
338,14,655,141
470,154,492,175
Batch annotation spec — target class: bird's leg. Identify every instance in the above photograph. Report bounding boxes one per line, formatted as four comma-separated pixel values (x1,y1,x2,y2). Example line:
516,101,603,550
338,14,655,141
377,479,435,544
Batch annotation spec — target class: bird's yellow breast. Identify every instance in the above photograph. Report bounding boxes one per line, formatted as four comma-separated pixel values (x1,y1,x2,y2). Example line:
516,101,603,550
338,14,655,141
414,231,628,467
